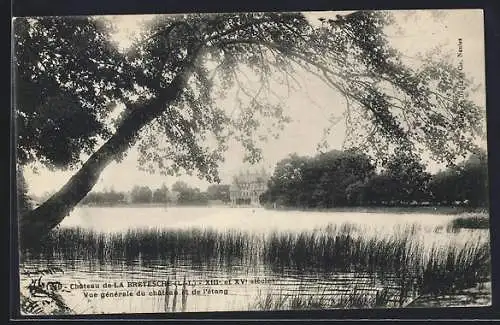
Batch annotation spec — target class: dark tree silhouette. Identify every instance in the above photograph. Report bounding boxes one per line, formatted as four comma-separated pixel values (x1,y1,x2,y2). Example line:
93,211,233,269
16,169,32,215
206,184,231,203
429,150,488,207
378,149,431,204
130,185,153,203
14,12,484,241
261,150,376,208
152,184,169,203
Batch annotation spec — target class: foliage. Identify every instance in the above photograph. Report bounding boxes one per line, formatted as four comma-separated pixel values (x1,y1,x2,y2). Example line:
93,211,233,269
171,181,190,193
13,17,135,168
177,186,209,206
450,215,489,230
262,149,375,208
429,150,488,207
361,149,431,205
261,147,487,208
166,181,207,205
78,182,215,206
80,189,126,205
152,184,169,203
130,185,153,203
260,153,310,207
17,169,33,214
14,11,486,236
14,11,484,180
206,184,231,202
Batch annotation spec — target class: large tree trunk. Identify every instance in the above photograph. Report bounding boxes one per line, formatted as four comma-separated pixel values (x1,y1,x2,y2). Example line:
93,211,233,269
19,66,193,245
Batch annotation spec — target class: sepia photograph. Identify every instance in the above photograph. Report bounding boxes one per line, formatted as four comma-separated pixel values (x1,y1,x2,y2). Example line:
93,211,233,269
13,9,490,315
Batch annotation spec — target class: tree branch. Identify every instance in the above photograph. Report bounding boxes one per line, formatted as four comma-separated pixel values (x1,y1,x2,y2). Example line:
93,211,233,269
20,44,204,241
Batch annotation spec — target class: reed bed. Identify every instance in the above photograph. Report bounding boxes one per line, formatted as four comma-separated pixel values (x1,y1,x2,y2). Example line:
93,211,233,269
23,227,253,267
252,286,393,310
262,223,424,273
418,240,491,295
22,222,491,306
261,223,490,306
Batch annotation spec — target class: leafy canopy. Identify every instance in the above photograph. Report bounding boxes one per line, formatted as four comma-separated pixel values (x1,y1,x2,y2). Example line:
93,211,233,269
14,11,485,183
263,149,376,207
14,17,135,168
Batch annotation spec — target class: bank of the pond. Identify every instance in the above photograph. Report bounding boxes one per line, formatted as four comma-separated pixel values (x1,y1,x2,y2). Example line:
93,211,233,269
249,280,492,311
75,203,488,215
407,281,491,308
20,207,491,313
22,222,490,305
262,205,488,215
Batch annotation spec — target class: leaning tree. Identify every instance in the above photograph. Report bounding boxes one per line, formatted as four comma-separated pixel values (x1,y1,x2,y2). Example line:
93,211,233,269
13,11,485,242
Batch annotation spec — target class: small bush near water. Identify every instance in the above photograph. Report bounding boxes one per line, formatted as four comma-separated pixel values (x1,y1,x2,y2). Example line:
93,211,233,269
449,214,489,230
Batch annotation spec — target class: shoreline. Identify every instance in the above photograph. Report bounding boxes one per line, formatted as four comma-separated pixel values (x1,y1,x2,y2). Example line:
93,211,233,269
75,204,488,215
406,281,491,308
262,206,488,215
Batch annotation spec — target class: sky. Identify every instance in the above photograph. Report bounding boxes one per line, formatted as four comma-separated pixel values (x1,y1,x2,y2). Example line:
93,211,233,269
21,9,486,198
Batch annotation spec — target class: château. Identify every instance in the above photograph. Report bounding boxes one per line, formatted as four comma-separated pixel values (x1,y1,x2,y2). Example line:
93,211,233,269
229,169,269,207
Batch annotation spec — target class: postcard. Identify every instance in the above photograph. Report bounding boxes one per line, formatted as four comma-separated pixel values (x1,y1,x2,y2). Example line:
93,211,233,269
13,9,490,315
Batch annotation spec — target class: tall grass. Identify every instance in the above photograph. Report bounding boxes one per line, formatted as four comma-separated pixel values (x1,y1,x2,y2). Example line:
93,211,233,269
22,227,253,267
419,241,490,295
261,224,490,305
252,286,393,310
263,223,423,273
21,222,491,308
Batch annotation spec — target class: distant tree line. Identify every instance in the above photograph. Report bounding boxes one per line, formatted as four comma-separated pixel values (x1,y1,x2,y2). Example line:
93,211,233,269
80,189,126,205
260,148,488,209
79,182,231,206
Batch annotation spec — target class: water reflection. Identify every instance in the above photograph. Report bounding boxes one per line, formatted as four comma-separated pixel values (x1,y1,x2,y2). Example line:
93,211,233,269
18,208,491,314
162,277,189,312
19,255,422,314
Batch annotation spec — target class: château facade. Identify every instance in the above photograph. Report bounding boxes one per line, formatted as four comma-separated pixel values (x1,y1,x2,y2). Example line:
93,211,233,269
229,169,269,207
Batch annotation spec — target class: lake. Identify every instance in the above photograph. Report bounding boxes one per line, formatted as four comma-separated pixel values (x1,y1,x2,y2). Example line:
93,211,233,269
19,206,491,314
